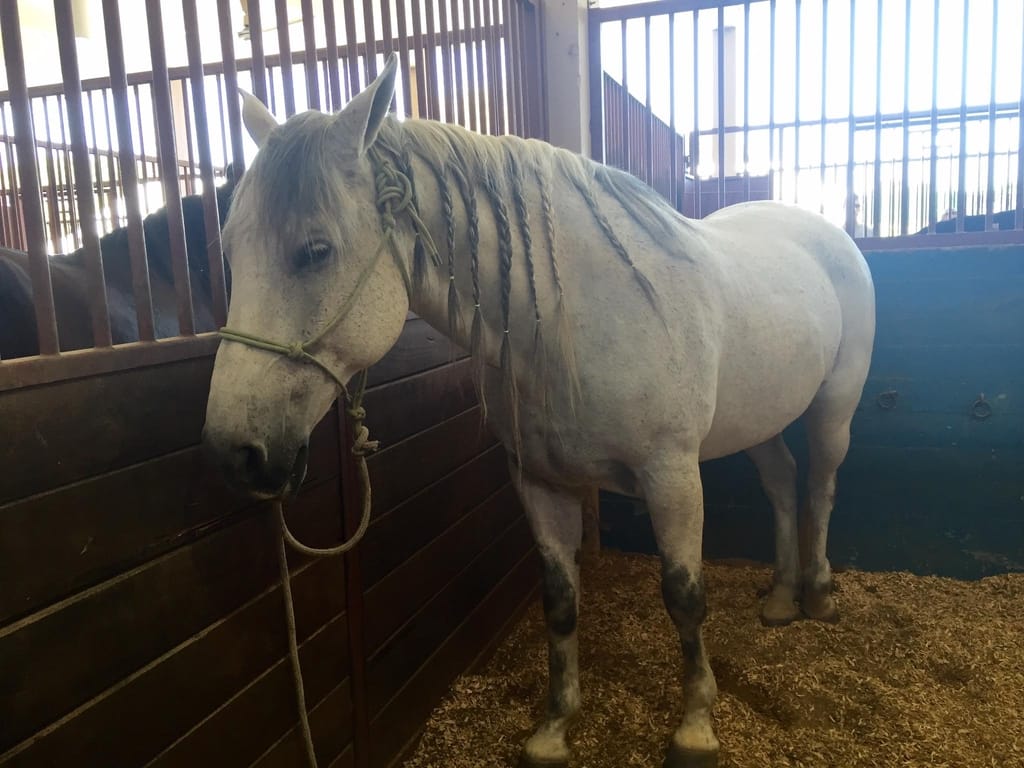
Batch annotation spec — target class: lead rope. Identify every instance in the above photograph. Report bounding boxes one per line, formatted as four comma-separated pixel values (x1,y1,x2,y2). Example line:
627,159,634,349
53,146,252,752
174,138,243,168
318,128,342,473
275,370,376,768
218,148,438,768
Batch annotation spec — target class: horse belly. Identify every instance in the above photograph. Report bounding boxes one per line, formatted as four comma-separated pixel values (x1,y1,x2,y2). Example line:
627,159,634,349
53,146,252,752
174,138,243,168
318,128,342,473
698,296,842,461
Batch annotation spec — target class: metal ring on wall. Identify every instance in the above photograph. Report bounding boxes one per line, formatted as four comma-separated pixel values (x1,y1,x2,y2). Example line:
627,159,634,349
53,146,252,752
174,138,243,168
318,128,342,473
970,395,992,421
876,390,899,410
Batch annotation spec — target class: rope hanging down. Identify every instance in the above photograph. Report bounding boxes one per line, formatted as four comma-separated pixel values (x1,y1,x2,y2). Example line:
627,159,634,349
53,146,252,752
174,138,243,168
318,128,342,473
217,148,438,768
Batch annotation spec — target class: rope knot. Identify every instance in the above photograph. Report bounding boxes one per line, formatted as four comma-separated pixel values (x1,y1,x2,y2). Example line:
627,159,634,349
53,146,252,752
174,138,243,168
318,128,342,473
351,424,379,457
286,342,306,361
347,405,367,421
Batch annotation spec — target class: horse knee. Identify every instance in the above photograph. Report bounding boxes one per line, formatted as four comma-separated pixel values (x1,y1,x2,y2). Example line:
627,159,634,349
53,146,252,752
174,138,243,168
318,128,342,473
542,555,578,637
661,561,707,635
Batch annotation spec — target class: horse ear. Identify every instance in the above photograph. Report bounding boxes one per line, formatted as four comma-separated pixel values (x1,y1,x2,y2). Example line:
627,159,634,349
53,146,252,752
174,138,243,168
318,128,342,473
240,89,278,148
338,52,399,155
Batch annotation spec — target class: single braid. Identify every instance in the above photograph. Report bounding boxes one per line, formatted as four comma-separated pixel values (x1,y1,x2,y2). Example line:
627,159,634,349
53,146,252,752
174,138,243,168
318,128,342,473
535,162,565,303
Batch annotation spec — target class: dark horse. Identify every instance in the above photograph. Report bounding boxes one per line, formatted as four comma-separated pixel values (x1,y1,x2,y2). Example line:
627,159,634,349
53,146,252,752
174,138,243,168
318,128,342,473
0,177,237,360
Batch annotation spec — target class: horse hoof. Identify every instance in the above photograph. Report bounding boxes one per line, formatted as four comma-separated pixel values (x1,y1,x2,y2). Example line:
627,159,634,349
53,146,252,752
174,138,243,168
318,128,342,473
519,754,569,768
664,743,719,768
801,591,840,623
760,591,800,627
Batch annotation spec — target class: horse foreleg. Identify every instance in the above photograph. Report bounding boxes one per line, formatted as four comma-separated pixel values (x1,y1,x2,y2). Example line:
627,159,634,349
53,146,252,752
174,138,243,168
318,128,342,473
645,456,719,768
746,436,801,626
511,466,583,768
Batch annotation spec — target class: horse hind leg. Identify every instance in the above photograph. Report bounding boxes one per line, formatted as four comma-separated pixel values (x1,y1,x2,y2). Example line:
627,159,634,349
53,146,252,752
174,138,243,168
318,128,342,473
644,454,719,768
799,383,859,623
510,466,584,768
746,435,801,626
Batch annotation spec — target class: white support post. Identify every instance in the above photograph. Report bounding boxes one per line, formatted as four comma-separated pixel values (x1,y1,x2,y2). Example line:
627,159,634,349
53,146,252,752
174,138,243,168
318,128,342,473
542,0,590,156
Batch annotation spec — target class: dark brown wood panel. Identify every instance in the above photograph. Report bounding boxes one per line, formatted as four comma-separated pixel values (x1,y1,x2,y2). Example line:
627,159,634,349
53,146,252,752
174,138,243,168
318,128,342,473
327,746,355,768
0,355,215,503
145,614,350,768
0,479,341,753
367,548,540,768
1,557,345,768
366,406,497,516
249,678,353,768
365,317,463,388
0,413,338,626
364,483,521,655
361,444,509,589
366,511,534,716
362,358,477,449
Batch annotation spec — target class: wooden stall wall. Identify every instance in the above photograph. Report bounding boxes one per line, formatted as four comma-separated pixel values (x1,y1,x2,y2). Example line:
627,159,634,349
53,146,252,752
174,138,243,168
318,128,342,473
0,316,537,768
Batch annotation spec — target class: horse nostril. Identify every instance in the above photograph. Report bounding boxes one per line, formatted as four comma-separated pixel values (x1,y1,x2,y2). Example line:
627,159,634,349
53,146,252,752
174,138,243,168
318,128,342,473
239,442,268,480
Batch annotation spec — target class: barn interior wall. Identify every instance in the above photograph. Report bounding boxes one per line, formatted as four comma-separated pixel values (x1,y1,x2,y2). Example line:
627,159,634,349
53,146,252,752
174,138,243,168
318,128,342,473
601,243,1024,579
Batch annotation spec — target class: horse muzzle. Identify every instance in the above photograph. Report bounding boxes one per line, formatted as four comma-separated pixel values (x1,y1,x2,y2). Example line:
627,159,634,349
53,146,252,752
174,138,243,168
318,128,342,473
202,428,310,500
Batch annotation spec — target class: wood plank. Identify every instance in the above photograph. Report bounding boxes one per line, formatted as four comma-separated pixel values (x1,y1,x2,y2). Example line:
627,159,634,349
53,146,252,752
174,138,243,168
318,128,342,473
366,511,534,716
145,614,351,768
362,358,477,449
368,548,541,768
249,677,353,768
0,479,342,753
364,483,521,655
366,406,498,516
0,356,214,503
0,557,346,767
328,745,355,768
0,413,338,626
365,317,463,388
361,445,509,589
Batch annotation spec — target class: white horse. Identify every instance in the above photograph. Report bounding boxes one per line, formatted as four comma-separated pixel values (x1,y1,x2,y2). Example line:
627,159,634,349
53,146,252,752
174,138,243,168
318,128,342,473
202,54,875,768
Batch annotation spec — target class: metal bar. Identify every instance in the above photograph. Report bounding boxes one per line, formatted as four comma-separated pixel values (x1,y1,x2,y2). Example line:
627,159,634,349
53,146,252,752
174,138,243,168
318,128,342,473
820,0,828,214
1,104,25,249
1018,0,1024,230
267,65,278,114
794,0,801,205
217,0,247,175
669,12,678,205
872,0,881,237
646,14,654,187
1,0,59,354
451,0,467,127
768,0,775,210
101,91,120,228
928,0,939,232
716,6,725,209
215,74,230,175
183,0,229,328
900,0,911,235
57,97,80,248
322,0,343,110
620,19,629,171
985,0,998,230
425,0,443,121
134,84,153,213
145,0,195,336
248,0,269,103
55,0,114,347
362,0,379,82
955,0,969,233
342,0,361,98
86,91,108,228
845,0,855,235
299,0,320,110
41,97,63,249
588,15,604,162
273,0,297,115
693,8,701,217
503,0,520,136
743,1,750,200
409,0,429,119
473,0,487,129
180,79,196,194
394,0,413,117
439,0,457,124
487,0,506,134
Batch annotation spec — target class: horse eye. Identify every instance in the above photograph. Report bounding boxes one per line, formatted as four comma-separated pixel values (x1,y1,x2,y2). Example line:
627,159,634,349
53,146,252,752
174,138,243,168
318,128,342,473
296,240,332,270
